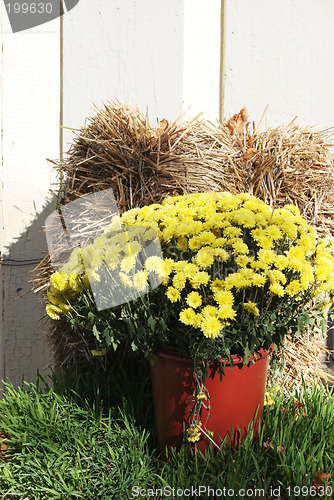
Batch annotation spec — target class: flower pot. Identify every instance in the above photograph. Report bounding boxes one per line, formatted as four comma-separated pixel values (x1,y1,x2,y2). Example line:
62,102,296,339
150,348,270,453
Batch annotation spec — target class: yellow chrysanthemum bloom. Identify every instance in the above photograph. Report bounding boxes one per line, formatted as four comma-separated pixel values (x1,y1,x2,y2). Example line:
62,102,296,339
267,270,287,285
189,271,210,289
211,279,225,293
231,208,256,228
232,240,249,255
200,316,222,339
223,226,243,238
235,255,251,268
285,280,303,296
173,272,187,291
244,302,260,316
186,291,202,309
202,305,220,318
133,270,149,292
214,290,234,307
179,308,197,326
50,272,69,293
187,425,201,443
166,286,181,302
120,255,137,273
124,240,142,256
286,246,307,273
177,236,188,250
266,225,283,241
144,255,165,279
195,231,217,247
46,303,63,321
257,249,276,266
275,255,289,270
195,247,215,268
214,248,230,262
269,282,285,297
119,272,133,288
218,304,237,321
251,273,267,287
280,221,298,239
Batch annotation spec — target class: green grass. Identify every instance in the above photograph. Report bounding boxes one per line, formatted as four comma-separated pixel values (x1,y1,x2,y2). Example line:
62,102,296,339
0,357,332,499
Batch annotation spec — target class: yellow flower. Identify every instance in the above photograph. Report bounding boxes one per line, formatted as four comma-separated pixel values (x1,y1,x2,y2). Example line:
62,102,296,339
46,303,63,320
211,279,225,293
195,247,215,268
269,282,285,297
280,221,298,239
173,272,186,291
202,305,220,318
218,304,237,321
257,249,276,265
264,392,275,406
187,425,201,443
47,292,59,306
267,270,287,285
166,286,181,302
197,392,207,401
144,255,165,279
179,308,197,326
120,255,137,273
223,226,243,238
286,246,307,272
231,208,256,228
119,272,133,288
251,273,266,287
275,255,289,270
133,270,149,292
214,290,234,307
235,255,251,268
232,240,249,255
200,316,222,339
298,233,315,253
50,272,69,293
194,231,217,247
189,271,210,289
124,240,142,256
243,302,260,316
177,236,188,250
162,258,174,283
214,248,229,261
266,225,283,240
285,280,303,296
186,291,202,309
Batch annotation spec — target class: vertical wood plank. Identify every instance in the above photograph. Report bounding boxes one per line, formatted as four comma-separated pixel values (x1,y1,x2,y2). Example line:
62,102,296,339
0,10,60,386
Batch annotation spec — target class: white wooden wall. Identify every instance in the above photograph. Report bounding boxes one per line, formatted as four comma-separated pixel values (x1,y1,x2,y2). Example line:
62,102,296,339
1,0,334,387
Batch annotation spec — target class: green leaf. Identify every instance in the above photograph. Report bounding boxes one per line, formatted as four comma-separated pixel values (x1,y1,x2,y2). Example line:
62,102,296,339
92,324,101,341
148,316,157,332
131,341,138,352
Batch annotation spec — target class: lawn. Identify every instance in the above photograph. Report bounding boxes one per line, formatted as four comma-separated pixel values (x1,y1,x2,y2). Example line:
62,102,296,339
0,356,332,500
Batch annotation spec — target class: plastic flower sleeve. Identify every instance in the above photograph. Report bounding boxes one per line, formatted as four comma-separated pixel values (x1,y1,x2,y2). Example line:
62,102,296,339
45,189,119,271
82,225,164,311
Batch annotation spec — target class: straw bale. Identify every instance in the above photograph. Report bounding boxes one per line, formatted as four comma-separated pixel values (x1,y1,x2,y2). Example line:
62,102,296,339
33,102,334,384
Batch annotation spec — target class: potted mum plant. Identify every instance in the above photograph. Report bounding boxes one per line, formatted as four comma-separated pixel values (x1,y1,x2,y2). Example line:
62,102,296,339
46,191,334,452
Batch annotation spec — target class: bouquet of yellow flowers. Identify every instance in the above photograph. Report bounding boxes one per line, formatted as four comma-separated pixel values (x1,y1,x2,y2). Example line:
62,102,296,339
46,191,334,372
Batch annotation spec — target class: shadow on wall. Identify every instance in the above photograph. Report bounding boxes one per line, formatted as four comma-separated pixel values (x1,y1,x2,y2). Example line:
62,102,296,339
1,197,57,390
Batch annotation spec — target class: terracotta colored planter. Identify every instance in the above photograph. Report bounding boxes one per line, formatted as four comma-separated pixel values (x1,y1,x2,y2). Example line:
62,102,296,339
150,348,270,453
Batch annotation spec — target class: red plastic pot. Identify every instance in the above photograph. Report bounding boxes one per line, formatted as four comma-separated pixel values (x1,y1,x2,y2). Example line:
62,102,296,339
150,348,270,453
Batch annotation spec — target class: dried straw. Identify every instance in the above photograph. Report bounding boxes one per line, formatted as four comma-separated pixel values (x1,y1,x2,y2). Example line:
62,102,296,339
33,102,334,385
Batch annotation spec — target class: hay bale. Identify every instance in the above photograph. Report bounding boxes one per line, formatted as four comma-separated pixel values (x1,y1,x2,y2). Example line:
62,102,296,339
33,102,334,385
